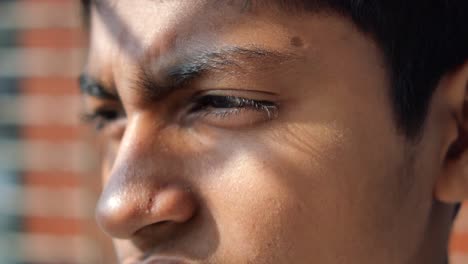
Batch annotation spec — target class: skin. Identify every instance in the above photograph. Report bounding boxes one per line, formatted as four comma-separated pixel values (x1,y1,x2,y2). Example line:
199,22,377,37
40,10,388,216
81,0,468,263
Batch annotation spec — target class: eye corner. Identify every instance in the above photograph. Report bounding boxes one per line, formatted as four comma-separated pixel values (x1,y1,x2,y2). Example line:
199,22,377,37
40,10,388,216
80,106,126,133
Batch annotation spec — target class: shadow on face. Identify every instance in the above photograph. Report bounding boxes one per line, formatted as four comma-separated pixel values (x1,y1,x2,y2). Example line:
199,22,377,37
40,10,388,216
81,1,468,263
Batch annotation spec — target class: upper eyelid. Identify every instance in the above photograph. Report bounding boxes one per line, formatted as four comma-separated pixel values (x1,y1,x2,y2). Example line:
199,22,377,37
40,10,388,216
193,89,279,101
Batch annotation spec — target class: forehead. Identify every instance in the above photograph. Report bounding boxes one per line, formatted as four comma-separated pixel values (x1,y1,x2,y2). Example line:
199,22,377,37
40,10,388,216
89,0,298,54
86,0,311,83
85,0,373,95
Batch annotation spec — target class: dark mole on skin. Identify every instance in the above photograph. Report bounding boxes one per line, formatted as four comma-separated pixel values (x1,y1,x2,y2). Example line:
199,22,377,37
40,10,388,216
290,36,304,47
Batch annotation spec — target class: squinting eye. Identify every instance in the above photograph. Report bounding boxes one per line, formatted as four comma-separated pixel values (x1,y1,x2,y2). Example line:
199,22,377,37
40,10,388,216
82,107,125,131
191,95,277,112
187,94,279,128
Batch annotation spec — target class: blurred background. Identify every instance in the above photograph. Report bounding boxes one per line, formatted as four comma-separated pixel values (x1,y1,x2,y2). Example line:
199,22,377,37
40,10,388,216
0,0,466,263
0,0,115,263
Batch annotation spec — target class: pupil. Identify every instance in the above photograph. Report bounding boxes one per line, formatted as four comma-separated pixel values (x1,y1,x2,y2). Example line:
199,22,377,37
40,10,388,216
196,95,240,109
210,96,237,108
100,110,118,120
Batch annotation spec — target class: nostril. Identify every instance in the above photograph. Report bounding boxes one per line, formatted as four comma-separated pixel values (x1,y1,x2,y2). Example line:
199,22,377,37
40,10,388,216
151,186,198,223
145,197,154,214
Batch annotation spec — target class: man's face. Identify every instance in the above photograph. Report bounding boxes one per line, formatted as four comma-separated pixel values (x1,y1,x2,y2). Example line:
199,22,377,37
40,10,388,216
83,1,448,263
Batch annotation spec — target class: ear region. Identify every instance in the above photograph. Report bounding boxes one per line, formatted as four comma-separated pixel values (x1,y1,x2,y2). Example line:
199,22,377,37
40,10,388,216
435,62,468,203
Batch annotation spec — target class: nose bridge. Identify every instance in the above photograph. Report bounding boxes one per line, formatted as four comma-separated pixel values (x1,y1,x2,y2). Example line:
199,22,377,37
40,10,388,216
118,113,156,160
95,113,197,238
104,113,157,191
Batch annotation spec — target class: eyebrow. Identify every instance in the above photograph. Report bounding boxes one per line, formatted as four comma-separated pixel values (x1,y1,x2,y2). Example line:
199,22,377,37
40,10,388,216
137,46,300,100
79,74,118,100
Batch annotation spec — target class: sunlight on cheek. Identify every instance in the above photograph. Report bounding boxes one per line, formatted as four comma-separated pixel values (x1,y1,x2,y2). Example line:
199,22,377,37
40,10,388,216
267,122,347,166
208,143,343,264
210,151,290,256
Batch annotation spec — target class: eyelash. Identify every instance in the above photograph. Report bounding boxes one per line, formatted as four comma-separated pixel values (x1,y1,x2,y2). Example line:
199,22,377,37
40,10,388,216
190,95,277,117
83,95,278,130
82,108,125,130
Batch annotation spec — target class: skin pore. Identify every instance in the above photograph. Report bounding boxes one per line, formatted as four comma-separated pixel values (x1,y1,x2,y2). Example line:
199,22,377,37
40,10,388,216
81,1,468,263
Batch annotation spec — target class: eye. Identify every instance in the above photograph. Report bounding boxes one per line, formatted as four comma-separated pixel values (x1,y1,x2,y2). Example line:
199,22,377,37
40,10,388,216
192,95,275,110
186,94,279,128
82,107,125,131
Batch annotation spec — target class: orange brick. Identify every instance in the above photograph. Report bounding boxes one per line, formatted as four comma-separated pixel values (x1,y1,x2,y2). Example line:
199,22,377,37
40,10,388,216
19,28,86,49
21,125,85,142
22,0,76,3
24,216,85,236
20,77,80,96
23,171,83,188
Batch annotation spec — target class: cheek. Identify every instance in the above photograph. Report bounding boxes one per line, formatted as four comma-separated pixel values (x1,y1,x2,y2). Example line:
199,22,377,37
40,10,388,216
201,126,347,262
201,122,426,263
205,152,302,262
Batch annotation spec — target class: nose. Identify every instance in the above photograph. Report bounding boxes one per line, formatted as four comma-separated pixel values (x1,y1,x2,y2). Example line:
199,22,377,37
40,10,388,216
95,115,198,239
96,183,197,239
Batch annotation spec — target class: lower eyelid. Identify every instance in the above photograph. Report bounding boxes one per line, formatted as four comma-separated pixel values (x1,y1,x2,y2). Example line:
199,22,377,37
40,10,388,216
195,107,277,128
200,104,278,121
205,108,242,117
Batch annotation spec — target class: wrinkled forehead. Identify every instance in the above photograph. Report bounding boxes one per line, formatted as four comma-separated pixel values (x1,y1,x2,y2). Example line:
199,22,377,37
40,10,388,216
90,0,278,56
86,0,313,81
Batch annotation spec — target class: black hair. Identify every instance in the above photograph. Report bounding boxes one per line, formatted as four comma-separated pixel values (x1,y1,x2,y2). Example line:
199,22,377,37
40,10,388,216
81,0,468,139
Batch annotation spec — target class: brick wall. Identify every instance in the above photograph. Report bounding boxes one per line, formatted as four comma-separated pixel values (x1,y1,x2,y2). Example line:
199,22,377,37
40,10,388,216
0,0,111,263
0,1,466,263
450,204,468,263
